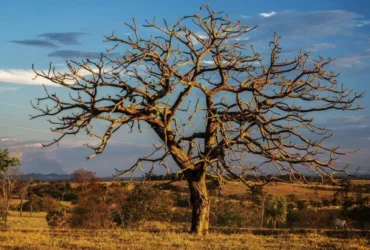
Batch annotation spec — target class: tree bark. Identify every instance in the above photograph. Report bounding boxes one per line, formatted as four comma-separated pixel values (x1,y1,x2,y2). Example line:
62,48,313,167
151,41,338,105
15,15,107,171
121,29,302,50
19,199,23,217
187,170,210,235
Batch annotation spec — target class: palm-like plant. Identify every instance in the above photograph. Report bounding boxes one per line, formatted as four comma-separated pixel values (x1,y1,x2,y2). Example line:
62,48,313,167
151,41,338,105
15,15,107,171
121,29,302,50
264,196,287,228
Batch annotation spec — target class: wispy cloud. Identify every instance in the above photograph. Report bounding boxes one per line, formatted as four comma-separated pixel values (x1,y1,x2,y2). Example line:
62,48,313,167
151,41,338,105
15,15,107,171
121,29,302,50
356,20,370,27
233,37,250,41
259,11,276,18
38,32,85,45
189,33,208,45
10,39,58,48
307,43,336,51
334,52,370,68
325,116,369,130
48,50,118,59
342,116,367,122
0,68,99,86
0,69,55,85
245,10,369,41
240,15,251,19
0,86,19,92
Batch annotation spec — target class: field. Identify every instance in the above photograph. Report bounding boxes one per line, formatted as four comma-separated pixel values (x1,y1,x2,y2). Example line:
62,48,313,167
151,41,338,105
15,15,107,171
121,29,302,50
171,180,369,200
0,211,369,250
1,180,370,249
0,213,369,250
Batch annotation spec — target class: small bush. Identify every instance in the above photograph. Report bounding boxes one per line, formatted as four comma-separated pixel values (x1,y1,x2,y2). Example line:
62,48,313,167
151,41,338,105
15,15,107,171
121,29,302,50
23,196,63,212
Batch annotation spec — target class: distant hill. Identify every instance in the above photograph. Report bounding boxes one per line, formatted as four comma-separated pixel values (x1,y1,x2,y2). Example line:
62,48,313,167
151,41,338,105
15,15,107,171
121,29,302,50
20,173,140,181
21,173,73,181
20,173,370,182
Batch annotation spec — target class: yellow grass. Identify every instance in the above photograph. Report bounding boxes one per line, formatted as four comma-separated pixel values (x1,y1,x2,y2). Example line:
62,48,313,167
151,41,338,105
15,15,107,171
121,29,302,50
6,211,47,230
172,181,369,201
0,212,369,250
0,228,369,250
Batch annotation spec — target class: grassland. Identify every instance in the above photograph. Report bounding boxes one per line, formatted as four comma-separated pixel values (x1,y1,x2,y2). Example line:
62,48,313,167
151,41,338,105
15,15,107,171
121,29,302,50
1,229,370,250
1,212,369,250
1,180,369,249
171,180,370,200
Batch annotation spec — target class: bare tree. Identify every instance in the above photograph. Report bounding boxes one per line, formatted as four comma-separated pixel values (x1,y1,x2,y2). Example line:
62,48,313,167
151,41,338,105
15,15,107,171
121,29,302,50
18,178,32,217
0,149,21,228
28,193,36,218
73,169,96,189
31,5,363,235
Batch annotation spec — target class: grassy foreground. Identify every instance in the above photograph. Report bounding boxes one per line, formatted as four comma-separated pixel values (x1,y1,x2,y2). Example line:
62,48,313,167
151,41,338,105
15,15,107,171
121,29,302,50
0,229,369,250
1,212,369,250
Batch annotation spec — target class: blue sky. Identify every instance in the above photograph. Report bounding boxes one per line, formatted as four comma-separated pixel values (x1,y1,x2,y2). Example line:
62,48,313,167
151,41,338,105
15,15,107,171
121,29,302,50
0,0,370,176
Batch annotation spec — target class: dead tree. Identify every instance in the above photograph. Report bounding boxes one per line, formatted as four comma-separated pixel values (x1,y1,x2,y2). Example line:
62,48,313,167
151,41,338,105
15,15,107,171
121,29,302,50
31,5,363,235
18,178,32,217
0,149,21,228
73,169,96,189
0,167,21,228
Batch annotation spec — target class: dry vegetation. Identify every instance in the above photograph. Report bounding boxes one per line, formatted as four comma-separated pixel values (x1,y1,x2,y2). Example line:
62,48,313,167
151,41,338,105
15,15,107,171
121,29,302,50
171,180,370,201
0,212,369,250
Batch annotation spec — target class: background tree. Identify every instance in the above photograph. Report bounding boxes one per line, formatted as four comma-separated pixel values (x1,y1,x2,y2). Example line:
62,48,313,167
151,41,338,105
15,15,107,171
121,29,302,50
31,5,363,235
264,195,287,228
73,169,96,189
18,178,32,217
0,149,21,228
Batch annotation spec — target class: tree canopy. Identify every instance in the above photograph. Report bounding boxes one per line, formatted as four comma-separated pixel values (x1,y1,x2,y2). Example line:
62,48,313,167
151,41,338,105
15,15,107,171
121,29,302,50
0,149,21,173
31,5,363,235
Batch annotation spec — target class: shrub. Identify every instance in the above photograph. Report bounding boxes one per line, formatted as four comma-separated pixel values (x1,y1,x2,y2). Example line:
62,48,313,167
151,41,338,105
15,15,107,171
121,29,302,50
46,209,71,228
23,196,62,212
175,193,190,208
70,183,117,229
342,206,370,229
296,200,308,210
121,185,175,227
264,195,287,228
210,198,260,228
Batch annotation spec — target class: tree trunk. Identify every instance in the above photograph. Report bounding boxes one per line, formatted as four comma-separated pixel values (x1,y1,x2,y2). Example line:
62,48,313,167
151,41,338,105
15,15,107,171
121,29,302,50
187,171,210,235
19,199,23,217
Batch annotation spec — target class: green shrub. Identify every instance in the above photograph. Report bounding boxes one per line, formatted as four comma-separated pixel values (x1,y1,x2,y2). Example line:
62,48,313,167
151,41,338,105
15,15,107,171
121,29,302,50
122,185,175,227
23,196,62,212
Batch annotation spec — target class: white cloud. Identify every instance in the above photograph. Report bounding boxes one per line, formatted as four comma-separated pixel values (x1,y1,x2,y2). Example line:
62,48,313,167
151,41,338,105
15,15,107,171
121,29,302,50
0,137,23,142
201,60,233,65
259,11,276,18
357,20,370,27
202,60,215,65
0,68,99,86
246,10,368,39
240,15,251,19
307,43,336,51
233,37,250,41
342,116,367,122
189,33,208,45
332,124,368,130
22,143,43,148
0,69,57,86
0,86,18,92
334,54,370,68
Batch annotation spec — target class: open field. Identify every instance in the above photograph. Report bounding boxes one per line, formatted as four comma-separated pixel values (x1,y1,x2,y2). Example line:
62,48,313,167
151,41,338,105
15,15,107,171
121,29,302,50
1,212,369,250
68,179,370,201
2,180,369,249
1,229,369,250
170,180,370,201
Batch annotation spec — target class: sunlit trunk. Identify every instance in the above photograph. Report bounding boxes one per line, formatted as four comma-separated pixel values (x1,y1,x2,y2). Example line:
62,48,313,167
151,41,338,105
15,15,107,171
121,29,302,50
187,171,210,235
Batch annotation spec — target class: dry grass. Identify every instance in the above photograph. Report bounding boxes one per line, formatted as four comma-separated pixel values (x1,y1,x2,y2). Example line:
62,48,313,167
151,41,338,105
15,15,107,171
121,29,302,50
0,228,369,250
172,181,369,201
6,211,47,230
0,212,369,250
351,180,370,185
